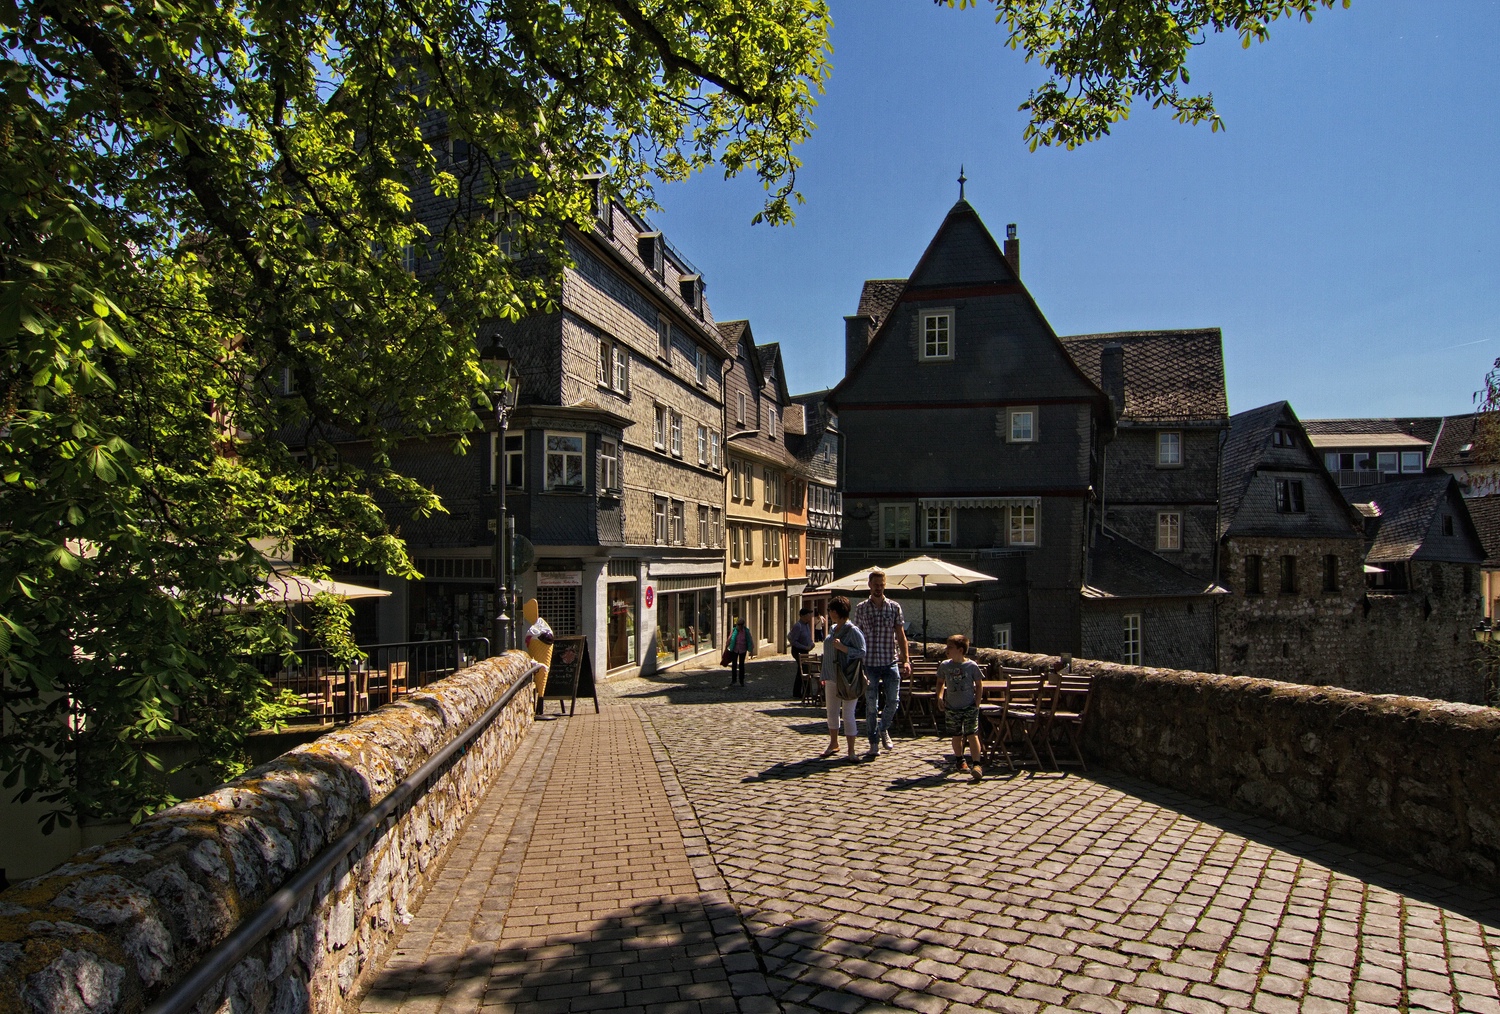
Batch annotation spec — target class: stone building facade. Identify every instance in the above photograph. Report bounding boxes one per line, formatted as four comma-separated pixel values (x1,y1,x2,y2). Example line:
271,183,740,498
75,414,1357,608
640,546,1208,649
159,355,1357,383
790,389,842,606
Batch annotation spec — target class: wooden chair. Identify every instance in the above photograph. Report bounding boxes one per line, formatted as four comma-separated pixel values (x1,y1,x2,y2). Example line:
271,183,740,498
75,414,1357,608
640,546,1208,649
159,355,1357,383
976,680,1014,771
991,672,1054,769
388,660,410,700
898,668,938,735
798,654,822,706
1044,673,1094,770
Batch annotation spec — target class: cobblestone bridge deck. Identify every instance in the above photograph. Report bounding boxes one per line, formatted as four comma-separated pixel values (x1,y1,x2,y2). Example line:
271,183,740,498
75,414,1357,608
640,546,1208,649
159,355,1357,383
359,658,1500,1014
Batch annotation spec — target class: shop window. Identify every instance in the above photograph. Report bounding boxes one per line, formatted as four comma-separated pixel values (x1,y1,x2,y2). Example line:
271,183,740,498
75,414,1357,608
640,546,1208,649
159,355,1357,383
607,583,637,670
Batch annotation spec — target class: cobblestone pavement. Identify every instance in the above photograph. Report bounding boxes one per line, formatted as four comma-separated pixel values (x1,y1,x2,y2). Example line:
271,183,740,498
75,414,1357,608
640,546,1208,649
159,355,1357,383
362,655,1500,1014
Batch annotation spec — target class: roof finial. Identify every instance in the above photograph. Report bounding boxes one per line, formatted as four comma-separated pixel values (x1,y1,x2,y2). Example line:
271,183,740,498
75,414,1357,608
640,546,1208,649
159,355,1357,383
957,165,967,201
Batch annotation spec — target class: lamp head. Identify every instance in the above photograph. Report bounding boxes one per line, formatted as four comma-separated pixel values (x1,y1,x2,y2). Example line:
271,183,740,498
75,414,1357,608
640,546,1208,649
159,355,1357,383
479,338,517,406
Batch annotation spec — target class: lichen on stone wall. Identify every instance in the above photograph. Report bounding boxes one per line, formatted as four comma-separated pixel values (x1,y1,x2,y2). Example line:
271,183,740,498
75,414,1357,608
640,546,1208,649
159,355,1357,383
0,653,538,1014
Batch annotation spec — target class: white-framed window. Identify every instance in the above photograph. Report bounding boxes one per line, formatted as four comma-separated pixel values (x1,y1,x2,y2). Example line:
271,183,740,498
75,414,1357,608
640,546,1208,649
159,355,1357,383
698,505,710,547
744,463,756,505
653,404,667,450
788,531,800,562
924,507,952,547
657,314,671,359
1157,511,1181,551
710,431,722,471
736,391,747,425
766,470,781,511
669,411,682,457
731,459,743,500
1377,452,1399,474
1401,451,1424,473
993,623,1012,651
669,499,685,545
744,525,753,563
1158,431,1182,466
711,508,722,548
1008,408,1036,443
400,244,418,273
599,437,621,493
730,525,741,565
596,337,629,395
490,432,526,490
1009,504,1037,546
696,425,708,465
1123,614,1142,666
545,432,586,490
880,503,913,549
768,407,778,437
919,309,954,361
696,347,708,387
653,496,669,545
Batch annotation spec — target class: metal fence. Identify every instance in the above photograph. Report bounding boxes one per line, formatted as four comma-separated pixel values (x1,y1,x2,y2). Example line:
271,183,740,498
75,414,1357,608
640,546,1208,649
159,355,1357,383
257,636,493,724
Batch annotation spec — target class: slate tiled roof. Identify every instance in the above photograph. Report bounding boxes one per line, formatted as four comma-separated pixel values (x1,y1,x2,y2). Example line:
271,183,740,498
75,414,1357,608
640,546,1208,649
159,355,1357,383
1217,402,1288,539
1303,417,1442,443
1083,528,1227,600
856,279,906,332
716,319,749,352
1344,475,1459,564
1464,495,1500,565
1059,329,1227,425
1429,412,1497,468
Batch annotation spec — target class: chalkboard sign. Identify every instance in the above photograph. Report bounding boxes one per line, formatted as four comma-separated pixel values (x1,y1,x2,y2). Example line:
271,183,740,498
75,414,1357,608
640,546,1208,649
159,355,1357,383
542,635,600,716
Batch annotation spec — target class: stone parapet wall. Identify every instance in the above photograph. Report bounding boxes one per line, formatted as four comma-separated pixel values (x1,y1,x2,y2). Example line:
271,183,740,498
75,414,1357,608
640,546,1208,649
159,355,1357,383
0,652,538,1014
923,644,1500,890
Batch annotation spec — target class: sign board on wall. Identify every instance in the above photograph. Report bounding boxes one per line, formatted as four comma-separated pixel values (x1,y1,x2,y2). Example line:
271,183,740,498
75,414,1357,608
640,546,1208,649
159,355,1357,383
537,570,583,587
644,586,655,608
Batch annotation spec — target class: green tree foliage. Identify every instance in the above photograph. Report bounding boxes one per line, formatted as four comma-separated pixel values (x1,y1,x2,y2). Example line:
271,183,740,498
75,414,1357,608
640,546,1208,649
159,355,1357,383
0,0,830,826
940,0,1351,148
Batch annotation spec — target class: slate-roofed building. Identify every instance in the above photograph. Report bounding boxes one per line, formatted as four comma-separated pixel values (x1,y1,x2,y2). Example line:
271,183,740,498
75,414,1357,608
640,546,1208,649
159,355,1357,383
1429,412,1500,495
831,196,1223,668
1300,417,1439,488
1464,494,1500,621
789,389,841,606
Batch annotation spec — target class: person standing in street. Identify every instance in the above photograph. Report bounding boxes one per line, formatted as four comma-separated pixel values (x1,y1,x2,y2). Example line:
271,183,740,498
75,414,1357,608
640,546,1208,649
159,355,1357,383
852,570,911,759
789,605,815,699
819,596,865,760
726,615,753,687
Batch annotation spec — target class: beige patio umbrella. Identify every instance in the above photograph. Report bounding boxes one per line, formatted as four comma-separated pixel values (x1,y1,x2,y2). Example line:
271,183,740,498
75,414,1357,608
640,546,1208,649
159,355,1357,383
259,571,392,604
821,567,884,593
880,555,995,646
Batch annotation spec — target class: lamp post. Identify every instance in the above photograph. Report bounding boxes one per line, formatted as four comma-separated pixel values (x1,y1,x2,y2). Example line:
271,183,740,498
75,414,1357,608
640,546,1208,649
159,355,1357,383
480,339,518,654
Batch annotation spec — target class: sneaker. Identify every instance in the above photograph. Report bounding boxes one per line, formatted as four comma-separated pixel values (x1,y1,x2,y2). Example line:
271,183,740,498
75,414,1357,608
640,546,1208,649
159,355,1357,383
881,730,895,750
864,746,881,761
970,763,983,783
953,756,969,773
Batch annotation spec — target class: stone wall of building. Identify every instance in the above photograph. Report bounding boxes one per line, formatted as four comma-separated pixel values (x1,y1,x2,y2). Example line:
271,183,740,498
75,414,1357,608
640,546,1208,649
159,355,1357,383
0,653,538,1014
1218,536,1483,702
1080,598,1216,673
926,644,1500,890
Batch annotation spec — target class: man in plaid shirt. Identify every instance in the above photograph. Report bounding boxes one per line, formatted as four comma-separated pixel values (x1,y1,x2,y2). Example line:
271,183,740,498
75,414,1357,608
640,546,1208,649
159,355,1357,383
852,570,912,757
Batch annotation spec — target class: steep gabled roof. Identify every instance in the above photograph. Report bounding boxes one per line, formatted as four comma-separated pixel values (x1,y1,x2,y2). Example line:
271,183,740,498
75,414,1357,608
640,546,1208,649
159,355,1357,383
1083,528,1227,600
1429,412,1498,469
856,279,906,333
716,319,763,388
1218,401,1289,539
1344,474,1482,564
787,389,835,464
1463,494,1500,565
1060,329,1227,425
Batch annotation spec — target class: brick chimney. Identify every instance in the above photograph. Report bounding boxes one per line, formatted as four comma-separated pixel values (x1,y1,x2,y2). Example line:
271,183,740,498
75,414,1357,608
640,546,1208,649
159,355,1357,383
1004,223,1020,277
1100,342,1125,416
844,314,874,377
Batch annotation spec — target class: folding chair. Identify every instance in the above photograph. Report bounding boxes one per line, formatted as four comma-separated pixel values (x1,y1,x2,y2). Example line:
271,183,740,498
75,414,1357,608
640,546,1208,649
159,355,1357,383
1045,673,1093,770
976,680,1014,772
993,672,1054,769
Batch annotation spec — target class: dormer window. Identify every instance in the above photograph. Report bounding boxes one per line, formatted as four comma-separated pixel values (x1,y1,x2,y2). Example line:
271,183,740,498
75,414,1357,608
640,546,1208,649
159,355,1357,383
678,274,703,315
582,173,611,233
919,309,954,361
1272,428,1297,448
637,232,663,277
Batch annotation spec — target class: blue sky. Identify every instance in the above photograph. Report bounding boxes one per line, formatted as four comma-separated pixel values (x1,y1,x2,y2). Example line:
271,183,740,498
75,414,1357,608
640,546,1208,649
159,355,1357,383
651,0,1500,420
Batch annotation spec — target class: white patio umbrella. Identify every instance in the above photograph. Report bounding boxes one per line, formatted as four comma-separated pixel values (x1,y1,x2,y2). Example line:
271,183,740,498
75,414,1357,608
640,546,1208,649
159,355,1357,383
259,571,393,605
821,567,884,593
880,555,995,646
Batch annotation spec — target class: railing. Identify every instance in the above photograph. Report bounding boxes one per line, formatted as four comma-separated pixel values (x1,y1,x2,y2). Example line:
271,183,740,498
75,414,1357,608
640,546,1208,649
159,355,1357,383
1332,468,1387,487
257,636,492,724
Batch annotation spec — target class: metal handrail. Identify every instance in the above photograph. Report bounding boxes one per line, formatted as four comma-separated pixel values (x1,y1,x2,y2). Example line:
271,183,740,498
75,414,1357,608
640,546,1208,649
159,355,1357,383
144,663,538,1014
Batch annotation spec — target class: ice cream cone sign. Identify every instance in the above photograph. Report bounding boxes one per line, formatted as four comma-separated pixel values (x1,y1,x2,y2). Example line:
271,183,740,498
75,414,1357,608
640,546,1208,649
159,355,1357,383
523,598,554,698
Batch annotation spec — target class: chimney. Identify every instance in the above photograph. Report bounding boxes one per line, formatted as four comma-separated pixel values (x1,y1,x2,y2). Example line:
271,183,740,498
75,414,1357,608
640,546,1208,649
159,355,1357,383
1004,223,1020,277
844,314,874,378
1100,342,1124,416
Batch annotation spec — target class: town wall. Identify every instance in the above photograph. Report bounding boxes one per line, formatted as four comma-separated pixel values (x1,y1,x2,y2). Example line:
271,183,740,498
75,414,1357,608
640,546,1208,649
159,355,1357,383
925,644,1500,892
0,654,538,1014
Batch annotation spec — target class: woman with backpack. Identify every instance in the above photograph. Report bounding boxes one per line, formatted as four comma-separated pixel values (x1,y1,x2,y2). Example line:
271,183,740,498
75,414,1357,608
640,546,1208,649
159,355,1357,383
724,615,754,686
820,596,866,760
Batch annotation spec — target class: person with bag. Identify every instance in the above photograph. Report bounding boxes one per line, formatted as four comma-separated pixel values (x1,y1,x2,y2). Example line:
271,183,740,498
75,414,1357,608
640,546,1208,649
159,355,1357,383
819,596,866,760
722,615,753,687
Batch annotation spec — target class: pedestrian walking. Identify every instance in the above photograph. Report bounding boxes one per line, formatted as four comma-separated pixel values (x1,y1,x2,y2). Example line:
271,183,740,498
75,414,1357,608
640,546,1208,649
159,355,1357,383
724,615,753,686
789,605,815,698
819,597,865,760
935,634,984,781
852,570,911,759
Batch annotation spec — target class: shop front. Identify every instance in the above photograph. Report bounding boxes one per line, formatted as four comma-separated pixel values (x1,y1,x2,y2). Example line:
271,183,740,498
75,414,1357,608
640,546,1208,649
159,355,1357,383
606,561,639,672
652,578,719,667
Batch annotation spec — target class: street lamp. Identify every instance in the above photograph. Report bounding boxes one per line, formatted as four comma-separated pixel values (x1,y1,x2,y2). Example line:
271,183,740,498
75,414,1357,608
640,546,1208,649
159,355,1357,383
480,338,518,654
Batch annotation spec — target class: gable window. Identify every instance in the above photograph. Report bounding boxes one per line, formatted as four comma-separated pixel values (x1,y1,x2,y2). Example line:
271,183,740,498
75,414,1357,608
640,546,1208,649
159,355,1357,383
919,309,954,361
1280,555,1298,594
599,437,621,493
696,425,708,466
736,391,746,425
1157,511,1181,551
1272,428,1297,448
696,347,708,387
545,433,586,491
669,411,682,457
596,337,629,395
653,496,669,545
710,431,722,471
1275,479,1306,514
1401,451,1424,473
1443,514,1455,536
1008,408,1036,443
1123,614,1142,666
880,504,913,549
1323,554,1339,593
1245,554,1263,595
653,404,667,450
1008,504,1037,547
657,315,671,359
924,507,952,547
1158,431,1182,467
